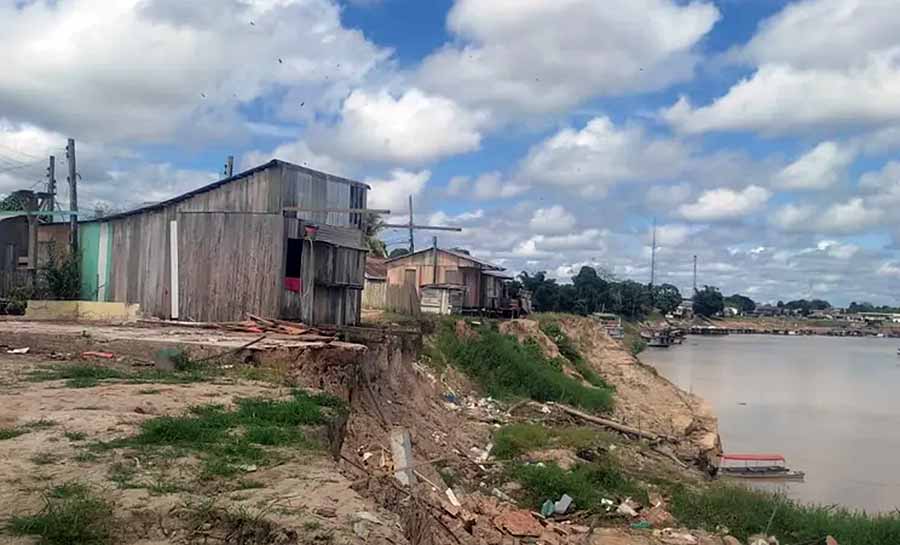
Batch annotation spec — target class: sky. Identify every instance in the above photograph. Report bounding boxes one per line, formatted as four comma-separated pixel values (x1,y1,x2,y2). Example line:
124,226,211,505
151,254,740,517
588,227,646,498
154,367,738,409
1,0,900,306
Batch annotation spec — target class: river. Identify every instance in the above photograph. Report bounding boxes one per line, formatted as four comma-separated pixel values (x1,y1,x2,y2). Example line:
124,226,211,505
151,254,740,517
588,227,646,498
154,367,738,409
639,334,900,513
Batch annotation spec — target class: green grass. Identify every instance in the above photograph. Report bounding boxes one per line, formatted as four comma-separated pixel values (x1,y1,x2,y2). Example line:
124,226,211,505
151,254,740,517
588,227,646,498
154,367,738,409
26,363,220,389
100,390,340,480
540,321,611,389
670,483,900,545
510,461,647,511
7,482,114,545
492,423,611,459
432,322,613,413
0,428,26,440
64,431,87,441
23,419,58,430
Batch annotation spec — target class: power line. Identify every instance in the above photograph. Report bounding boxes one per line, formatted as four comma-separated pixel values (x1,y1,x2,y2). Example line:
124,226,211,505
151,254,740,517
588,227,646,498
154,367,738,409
0,142,46,161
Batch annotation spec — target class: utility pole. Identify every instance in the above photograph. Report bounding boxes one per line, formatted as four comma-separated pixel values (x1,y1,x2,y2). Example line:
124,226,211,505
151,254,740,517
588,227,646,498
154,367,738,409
47,155,56,212
432,236,438,284
408,195,414,253
650,218,657,288
66,139,78,254
693,255,698,293
380,195,462,254
225,156,234,177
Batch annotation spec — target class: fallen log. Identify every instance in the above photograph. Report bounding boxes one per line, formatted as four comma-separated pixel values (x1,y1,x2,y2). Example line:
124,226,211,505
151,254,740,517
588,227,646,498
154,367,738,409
547,402,677,443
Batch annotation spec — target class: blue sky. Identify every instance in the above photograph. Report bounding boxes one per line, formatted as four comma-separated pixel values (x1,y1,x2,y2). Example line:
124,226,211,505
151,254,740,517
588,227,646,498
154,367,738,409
2,0,900,306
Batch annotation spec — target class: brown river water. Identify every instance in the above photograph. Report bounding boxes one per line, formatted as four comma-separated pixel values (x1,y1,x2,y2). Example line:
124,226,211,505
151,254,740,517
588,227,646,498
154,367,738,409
640,334,900,513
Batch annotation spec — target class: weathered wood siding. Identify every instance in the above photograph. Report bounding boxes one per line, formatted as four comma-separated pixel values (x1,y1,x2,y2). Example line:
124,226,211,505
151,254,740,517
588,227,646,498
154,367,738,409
385,250,482,287
362,278,386,309
0,217,29,271
95,161,367,325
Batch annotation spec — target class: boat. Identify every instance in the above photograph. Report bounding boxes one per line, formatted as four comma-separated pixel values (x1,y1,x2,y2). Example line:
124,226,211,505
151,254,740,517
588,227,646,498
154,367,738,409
642,330,673,348
717,453,805,481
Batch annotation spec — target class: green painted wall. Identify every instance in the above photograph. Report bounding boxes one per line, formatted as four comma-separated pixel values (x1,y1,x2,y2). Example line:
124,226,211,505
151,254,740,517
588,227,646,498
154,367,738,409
79,223,100,300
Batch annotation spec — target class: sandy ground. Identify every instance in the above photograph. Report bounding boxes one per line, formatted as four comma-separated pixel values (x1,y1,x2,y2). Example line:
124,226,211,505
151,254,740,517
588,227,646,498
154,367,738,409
0,353,406,545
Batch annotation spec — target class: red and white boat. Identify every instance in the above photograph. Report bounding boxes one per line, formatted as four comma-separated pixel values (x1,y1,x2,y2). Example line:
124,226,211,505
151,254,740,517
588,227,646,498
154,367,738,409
718,453,805,481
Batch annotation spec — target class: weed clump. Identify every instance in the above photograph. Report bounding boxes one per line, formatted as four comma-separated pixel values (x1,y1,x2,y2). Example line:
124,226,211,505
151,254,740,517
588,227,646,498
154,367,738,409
511,461,647,511
8,482,114,545
433,322,613,413
669,483,900,545
540,321,611,389
493,423,612,459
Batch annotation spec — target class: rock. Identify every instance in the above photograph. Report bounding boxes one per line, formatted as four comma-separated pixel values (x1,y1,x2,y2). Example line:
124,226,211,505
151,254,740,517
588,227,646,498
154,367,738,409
491,487,515,503
352,512,382,525
473,519,504,545
590,528,655,545
653,528,699,545
722,537,741,545
314,506,337,518
825,537,839,545
494,510,544,537
642,505,674,527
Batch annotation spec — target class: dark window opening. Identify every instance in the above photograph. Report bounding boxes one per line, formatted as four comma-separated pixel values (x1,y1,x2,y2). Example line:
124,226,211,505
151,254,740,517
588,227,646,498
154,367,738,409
285,238,302,278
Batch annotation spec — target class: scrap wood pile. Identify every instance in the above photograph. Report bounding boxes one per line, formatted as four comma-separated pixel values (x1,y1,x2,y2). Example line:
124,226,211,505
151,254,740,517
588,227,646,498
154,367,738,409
147,314,337,342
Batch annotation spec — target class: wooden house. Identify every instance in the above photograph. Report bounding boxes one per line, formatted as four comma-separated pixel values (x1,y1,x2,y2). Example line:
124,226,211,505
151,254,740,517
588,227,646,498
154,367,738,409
361,256,387,309
70,159,370,325
384,247,513,311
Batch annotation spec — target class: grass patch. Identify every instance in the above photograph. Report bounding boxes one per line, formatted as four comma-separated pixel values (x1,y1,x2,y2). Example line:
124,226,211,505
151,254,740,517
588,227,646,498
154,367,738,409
101,390,340,480
23,419,58,430
540,321,611,389
107,462,140,489
31,452,59,465
511,461,647,511
7,481,114,545
670,483,900,545
0,428,26,440
26,363,221,389
492,423,612,459
73,451,99,463
433,322,613,413
64,431,87,441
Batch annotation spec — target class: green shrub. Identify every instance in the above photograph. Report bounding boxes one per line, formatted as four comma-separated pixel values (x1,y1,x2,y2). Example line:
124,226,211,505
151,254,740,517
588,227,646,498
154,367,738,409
540,321,611,389
434,323,613,413
511,462,647,510
8,482,114,545
493,423,611,459
670,483,900,545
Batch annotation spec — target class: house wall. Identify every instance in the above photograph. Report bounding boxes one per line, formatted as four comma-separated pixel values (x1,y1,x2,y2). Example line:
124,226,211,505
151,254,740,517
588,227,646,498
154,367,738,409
0,217,28,271
385,250,479,286
362,278,387,309
84,162,367,324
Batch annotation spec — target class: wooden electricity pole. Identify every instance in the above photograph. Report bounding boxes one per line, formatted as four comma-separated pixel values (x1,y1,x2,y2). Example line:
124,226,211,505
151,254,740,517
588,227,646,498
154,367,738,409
380,195,462,254
66,139,78,254
47,155,56,212
225,156,234,177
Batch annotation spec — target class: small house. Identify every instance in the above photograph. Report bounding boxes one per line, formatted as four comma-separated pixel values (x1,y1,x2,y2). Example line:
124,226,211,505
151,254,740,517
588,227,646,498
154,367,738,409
361,256,387,309
19,160,372,326
384,247,514,312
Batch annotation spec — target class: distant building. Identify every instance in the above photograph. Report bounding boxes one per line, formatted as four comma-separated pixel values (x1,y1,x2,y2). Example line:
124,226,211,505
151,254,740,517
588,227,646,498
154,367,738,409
723,306,740,317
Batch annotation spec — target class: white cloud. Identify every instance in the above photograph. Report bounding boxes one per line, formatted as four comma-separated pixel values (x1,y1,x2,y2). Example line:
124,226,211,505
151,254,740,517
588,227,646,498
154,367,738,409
653,224,694,247
0,0,390,143
512,229,607,258
816,240,860,260
817,197,884,234
529,205,576,235
446,176,470,196
418,0,719,117
775,141,856,190
427,209,485,225
647,183,692,208
364,169,430,211
878,262,900,278
664,0,900,135
519,117,689,196
327,88,488,164
772,198,884,234
859,160,900,206
678,185,771,221
241,139,349,178
771,203,816,231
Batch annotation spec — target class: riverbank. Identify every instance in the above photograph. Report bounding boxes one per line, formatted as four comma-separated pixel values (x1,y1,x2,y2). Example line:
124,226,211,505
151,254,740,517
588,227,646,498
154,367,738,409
686,316,900,338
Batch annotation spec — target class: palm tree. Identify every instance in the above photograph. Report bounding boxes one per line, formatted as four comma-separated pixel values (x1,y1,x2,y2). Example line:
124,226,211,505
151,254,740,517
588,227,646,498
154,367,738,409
363,212,387,258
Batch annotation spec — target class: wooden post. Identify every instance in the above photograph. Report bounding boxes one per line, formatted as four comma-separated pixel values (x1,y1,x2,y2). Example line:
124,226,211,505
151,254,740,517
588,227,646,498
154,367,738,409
432,236,438,284
225,155,234,177
169,220,179,319
66,139,78,255
47,155,56,213
408,195,414,254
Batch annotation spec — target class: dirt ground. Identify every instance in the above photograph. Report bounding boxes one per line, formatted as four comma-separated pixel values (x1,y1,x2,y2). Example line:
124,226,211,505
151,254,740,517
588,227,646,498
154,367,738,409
0,317,731,545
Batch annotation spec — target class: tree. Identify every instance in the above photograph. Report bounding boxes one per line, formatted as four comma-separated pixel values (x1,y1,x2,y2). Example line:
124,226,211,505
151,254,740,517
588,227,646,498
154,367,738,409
388,248,410,258
653,283,682,315
572,266,608,314
0,193,25,211
724,294,756,314
363,213,387,258
693,286,724,317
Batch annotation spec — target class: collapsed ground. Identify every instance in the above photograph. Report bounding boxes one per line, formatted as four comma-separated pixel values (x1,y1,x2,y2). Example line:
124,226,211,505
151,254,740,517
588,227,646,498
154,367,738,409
0,315,896,545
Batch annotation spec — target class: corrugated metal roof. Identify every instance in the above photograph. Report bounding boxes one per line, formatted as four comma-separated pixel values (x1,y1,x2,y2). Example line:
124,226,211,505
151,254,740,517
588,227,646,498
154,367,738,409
81,159,369,224
365,257,387,279
384,247,504,271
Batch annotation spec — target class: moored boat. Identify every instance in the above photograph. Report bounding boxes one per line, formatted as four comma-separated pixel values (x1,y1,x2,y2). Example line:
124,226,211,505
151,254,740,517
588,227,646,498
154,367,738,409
717,453,805,481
